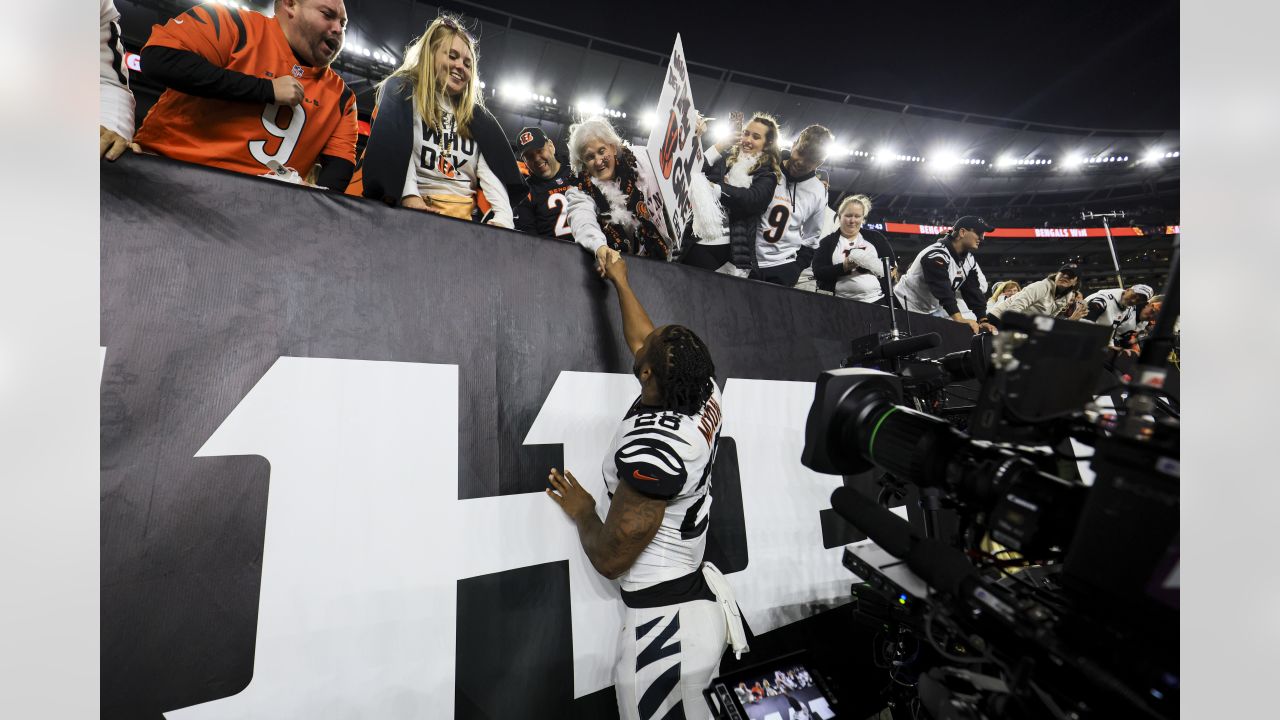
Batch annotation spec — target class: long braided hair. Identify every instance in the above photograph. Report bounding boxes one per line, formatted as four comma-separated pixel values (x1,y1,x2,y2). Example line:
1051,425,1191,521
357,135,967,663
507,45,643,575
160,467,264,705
647,325,716,415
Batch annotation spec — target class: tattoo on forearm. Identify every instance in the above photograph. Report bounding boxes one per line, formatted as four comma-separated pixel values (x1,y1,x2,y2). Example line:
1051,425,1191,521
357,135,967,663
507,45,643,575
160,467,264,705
578,483,665,579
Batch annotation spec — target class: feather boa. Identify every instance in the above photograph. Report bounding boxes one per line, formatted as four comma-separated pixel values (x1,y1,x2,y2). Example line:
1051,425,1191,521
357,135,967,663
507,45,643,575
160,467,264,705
689,149,764,241
595,178,638,233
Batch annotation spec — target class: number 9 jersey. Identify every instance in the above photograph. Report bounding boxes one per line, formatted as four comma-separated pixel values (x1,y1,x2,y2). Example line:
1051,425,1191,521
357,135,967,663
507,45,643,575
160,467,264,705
134,3,357,177
602,382,723,592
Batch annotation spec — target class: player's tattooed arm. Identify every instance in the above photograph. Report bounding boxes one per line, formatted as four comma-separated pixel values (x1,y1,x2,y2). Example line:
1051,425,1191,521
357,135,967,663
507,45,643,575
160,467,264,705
546,468,664,579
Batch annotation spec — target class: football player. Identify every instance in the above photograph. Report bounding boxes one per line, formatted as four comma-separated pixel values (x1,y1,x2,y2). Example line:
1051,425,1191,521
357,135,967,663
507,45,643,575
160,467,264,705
132,0,358,190
546,255,747,720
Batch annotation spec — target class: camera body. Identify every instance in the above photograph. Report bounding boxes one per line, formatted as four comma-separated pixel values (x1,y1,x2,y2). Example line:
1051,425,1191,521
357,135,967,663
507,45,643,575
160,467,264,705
803,311,1179,719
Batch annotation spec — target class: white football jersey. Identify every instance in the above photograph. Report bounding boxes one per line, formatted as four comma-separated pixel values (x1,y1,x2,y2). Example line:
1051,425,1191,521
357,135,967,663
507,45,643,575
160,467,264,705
602,381,723,592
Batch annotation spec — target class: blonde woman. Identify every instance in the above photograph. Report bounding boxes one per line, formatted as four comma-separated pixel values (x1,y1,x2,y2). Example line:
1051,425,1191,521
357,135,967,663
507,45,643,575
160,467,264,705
811,194,895,303
987,280,1021,311
360,14,524,227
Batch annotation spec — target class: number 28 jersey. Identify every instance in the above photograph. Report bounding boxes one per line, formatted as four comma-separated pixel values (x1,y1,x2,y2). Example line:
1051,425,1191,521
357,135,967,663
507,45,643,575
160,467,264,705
602,382,723,592
135,3,358,176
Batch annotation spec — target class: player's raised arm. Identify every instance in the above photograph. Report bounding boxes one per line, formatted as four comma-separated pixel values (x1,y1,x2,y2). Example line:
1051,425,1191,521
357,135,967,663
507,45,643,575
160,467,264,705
600,255,656,357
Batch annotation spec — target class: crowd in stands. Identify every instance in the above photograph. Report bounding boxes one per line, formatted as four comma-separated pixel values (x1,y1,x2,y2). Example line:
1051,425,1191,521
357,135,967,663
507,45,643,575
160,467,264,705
99,1,1176,359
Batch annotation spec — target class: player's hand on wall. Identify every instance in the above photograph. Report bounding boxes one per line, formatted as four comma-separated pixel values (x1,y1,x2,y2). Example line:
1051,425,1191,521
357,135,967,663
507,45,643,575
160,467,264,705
545,468,597,523
100,126,129,161
272,77,305,106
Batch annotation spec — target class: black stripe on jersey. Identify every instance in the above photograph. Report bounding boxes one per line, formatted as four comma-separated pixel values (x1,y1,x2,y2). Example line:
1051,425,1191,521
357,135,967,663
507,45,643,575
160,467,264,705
636,614,681,671
183,7,205,23
205,4,222,38
679,495,709,540
635,616,663,641
228,7,248,53
107,20,127,86
639,663,682,720
339,85,355,115
625,427,690,446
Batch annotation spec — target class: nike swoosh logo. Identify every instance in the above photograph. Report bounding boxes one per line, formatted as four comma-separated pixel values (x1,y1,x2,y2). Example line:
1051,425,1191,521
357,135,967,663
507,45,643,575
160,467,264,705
175,18,183,24
632,469,659,482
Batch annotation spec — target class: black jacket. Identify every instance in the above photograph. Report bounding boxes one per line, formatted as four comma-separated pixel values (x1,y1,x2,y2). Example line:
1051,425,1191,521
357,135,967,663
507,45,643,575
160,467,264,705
811,227,896,298
360,76,525,209
693,151,778,270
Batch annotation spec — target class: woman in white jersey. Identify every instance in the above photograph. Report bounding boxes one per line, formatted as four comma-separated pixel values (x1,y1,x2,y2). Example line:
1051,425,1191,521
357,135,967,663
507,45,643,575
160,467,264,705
358,14,525,227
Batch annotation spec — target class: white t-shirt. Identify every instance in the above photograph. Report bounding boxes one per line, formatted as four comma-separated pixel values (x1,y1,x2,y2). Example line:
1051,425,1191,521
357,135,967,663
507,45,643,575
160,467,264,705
602,382,723,592
831,233,884,302
401,96,513,228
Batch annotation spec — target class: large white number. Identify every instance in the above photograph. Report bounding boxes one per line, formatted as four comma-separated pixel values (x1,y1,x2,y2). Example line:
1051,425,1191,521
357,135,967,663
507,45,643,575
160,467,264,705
547,193,572,237
248,102,307,169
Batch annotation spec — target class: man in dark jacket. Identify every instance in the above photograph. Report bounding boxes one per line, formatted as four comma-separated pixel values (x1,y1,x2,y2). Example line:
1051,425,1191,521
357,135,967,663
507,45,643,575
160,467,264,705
893,215,997,334
512,126,578,242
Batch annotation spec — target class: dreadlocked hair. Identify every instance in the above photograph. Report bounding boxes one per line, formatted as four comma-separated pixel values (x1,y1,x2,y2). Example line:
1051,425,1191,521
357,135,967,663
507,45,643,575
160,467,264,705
649,325,716,416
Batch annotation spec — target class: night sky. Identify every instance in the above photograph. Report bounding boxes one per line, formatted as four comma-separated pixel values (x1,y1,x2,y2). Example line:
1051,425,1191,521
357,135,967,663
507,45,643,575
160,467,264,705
450,0,1178,130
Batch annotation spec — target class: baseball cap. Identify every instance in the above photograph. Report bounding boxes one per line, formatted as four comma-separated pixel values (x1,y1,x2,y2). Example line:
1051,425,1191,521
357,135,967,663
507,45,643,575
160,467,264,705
950,215,996,235
514,127,549,156
1130,283,1154,300
1057,263,1080,278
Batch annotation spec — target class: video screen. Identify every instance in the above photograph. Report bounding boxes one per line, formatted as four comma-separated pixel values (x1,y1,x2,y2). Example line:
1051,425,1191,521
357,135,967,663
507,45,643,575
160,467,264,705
724,663,835,719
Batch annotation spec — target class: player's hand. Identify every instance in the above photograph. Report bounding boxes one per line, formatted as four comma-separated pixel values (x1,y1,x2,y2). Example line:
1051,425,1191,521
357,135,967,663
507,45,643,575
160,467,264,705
100,126,129,161
272,76,305,106
595,245,621,278
401,195,429,211
978,321,999,335
600,250,628,284
546,468,597,524
955,316,981,334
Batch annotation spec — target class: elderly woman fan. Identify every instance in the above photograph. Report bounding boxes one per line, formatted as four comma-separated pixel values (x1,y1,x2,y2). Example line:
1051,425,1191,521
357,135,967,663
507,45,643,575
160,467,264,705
563,117,672,273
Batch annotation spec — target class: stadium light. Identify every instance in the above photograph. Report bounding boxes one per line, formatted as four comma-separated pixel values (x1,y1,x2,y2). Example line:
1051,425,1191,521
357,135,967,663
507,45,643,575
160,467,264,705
875,148,897,165
1143,149,1163,163
995,155,1016,169
711,121,734,143
501,82,534,104
930,151,960,172
576,97,605,117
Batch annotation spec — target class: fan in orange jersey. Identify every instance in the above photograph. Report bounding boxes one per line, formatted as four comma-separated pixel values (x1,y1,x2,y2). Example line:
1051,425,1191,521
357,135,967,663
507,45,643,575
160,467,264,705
132,0,358,190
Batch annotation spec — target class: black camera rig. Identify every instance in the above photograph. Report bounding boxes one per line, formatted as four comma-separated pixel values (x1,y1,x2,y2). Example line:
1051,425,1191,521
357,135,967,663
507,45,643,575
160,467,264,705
799,248,1181,719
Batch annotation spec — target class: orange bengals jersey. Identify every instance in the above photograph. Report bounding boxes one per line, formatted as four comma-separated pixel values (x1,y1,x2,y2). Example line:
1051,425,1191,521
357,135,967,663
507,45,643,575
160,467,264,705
134,3,357,176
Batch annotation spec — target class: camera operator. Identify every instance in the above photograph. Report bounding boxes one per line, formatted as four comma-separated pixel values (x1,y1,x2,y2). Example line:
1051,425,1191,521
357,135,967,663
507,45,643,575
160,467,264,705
1082,282,1153,345
985,263,1081,329
893,216,998,334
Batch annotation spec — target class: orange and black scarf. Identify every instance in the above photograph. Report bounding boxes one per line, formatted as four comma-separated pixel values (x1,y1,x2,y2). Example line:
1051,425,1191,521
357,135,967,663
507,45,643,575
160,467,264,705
576,146,669,260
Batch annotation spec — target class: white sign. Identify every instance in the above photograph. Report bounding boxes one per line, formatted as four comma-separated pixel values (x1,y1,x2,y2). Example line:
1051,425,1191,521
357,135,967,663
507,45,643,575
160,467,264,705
153,359,850,718
644,34,702,245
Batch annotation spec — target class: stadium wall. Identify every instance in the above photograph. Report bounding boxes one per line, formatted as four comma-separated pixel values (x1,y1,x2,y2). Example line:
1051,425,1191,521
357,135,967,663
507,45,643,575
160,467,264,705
100,155,972,718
